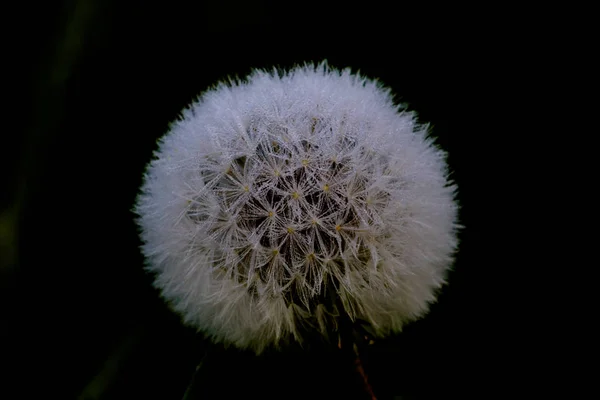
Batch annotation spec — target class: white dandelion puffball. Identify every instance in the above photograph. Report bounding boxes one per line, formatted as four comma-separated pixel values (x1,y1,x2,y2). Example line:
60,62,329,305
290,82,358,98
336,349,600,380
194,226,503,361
135,62,459,353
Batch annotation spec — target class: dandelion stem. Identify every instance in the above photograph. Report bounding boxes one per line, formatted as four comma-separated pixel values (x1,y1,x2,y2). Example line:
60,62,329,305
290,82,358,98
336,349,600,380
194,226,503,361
337,305,377,400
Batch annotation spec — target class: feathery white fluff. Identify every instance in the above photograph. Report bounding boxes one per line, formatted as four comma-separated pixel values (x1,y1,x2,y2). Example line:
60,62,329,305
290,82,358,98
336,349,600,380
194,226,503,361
134,62,459,353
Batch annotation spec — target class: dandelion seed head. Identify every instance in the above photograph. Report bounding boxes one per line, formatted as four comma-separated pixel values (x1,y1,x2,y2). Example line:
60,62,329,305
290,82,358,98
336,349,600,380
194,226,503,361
134,61,460,353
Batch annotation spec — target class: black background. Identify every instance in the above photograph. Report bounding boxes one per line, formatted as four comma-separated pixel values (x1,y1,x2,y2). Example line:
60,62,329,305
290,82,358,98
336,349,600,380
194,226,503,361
3,1,518,399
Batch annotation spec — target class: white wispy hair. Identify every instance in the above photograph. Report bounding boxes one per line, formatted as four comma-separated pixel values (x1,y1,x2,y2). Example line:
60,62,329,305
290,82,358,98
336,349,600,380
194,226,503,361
135,62,459,353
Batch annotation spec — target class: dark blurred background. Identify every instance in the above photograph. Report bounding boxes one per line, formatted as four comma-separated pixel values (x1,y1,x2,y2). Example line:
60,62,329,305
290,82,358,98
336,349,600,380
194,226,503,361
3,1,513,399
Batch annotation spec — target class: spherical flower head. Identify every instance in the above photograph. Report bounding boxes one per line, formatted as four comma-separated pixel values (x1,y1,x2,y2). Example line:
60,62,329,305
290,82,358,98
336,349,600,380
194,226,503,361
135,62,459,353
